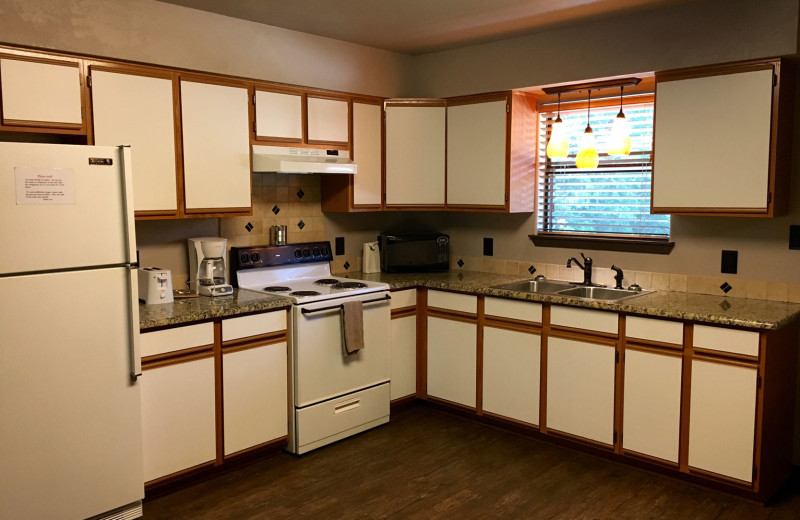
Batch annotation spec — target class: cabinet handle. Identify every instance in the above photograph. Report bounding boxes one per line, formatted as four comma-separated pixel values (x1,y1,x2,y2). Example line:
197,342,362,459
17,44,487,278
334,398,361,414
300,294,391,315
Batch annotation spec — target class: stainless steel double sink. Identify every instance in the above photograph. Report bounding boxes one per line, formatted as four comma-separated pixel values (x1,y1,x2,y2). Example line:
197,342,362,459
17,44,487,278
491,278,652,302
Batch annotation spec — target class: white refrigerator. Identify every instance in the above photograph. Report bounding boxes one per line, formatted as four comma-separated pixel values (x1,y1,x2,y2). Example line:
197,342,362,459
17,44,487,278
0,142,144,520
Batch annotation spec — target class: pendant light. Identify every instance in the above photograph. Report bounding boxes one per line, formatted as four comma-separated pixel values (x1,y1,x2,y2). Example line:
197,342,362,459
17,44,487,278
575,90,599,169
607,86,632,155
546,93,568,158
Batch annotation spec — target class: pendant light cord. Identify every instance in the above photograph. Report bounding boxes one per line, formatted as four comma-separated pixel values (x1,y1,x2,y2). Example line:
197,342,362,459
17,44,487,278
585,90,592,131
618,86,624,117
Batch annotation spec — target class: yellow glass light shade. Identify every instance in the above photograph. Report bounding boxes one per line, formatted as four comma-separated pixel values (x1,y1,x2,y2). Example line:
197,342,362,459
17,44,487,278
607,112,631,155
575,126,599,169
546,118,569,158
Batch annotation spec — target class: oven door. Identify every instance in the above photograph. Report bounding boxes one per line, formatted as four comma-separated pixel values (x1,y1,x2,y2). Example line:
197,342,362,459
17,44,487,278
292,291,391,408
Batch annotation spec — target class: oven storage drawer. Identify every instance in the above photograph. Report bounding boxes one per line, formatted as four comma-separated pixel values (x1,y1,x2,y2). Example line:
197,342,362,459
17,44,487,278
295,383,390,454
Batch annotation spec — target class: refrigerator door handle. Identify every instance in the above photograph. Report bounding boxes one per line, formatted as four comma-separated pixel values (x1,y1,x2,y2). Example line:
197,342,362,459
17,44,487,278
118,145,138,266
127,266,142,382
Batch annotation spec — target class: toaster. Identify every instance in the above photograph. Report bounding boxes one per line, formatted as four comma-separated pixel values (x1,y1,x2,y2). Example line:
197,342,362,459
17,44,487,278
138,267,174,305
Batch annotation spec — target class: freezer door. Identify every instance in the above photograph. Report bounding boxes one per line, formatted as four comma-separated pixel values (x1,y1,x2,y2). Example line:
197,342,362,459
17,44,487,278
0,142,134,274
0,268,143,520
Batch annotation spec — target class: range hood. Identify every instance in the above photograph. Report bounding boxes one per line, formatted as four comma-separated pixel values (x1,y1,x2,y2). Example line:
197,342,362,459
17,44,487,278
252,145,357,174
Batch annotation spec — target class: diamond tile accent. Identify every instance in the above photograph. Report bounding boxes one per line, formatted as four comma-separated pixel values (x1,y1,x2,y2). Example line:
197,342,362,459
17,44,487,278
457,259,464,268
272,205,280,215
297,220,305,230
528,265,536,275
343,261,350,271
297,188,305,199
244,222,254,232
720,282,732,294
719,300,732,311
457,272,464,281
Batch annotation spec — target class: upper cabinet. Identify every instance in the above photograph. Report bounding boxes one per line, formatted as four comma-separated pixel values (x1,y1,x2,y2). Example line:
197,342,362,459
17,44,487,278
253,87,349,149
0,53,86,134
385,100,447,208
445,92,537,212
651,58,793,217
321,97,384,212
89,65,180,217
180,77,252,213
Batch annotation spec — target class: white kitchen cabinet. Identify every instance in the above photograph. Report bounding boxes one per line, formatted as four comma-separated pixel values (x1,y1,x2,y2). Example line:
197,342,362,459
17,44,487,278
547,336,616,445
254,88,303,142
0,54,84,131
652,59,791,217
446,97,507,207
688,359,757,482
307,95,349,144
222,342,288,456
141,356,216,482
385,101,446,207
90,66,179,214
483,326,540,425
390,314,417,400
181,78,251,212
427,316,477,407
622,348,682,463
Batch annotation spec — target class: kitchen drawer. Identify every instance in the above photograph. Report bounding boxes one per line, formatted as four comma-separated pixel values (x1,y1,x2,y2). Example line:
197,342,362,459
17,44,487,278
390,289,417,310
222,310,287,343
484,297,542,323
550,306,618,335
140,322,214,358
295,383,390,454
693,325,759,357
428,290,477,314
626,316,683,346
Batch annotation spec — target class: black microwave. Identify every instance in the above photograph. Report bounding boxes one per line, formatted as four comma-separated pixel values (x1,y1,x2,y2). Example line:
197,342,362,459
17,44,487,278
379,232,449,273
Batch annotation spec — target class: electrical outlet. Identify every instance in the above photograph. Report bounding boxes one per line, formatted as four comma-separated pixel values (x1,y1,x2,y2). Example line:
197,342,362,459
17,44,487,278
335,237,345,256
721,250,738,274
789,225,800,250
483,237,493,256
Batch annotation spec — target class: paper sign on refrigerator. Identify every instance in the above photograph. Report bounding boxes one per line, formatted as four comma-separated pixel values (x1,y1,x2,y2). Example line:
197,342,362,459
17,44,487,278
15,167,75,205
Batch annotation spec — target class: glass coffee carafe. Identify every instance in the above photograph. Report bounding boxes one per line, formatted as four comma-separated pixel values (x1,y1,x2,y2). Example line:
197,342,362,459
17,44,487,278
199,255,226,286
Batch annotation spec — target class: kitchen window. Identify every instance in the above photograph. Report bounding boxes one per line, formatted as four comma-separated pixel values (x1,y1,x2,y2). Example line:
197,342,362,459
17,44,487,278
533,97,672,252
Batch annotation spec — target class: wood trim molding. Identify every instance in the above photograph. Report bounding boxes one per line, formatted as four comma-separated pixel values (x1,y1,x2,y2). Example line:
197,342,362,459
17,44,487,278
221,330,287,349
530,234,675,254
427,307,478,323
391,307,417,319
141,346,214,369
548,326,618,344
483,317,542,334
624,340,683,355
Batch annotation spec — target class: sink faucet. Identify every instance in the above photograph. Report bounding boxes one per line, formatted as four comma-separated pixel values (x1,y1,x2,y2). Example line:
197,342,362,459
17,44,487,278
566,253,596,286
611,265,624,289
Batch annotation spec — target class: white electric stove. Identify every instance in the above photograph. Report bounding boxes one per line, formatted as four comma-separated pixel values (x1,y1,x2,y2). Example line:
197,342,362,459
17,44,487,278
231,242,391,454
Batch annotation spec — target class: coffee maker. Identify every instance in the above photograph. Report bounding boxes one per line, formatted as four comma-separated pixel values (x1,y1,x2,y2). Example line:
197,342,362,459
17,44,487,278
188,237,234,297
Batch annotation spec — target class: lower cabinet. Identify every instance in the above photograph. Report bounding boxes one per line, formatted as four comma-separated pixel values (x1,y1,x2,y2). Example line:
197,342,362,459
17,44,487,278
427,316,477,407
688,359,758,483
546,336,616,445
482,326,540,425
622,348,682,463
390,314,417,400
222,341,288,456
141,356,216,482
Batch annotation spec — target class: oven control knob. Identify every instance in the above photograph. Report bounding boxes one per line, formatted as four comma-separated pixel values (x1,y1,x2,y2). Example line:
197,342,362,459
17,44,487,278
320,245,329,256
240,253,249,264
250,252,260,263
293,249,302,258
312,247,320,257
302,248,311,257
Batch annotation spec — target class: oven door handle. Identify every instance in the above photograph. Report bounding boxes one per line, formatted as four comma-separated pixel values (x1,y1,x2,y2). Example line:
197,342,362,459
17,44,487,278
300,294,392,315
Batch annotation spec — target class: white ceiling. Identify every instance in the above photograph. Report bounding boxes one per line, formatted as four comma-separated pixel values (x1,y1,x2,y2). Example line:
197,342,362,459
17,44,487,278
156,0,689,55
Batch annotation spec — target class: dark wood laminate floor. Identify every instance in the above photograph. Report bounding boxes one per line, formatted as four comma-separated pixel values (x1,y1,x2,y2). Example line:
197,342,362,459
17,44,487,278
144,404,800,519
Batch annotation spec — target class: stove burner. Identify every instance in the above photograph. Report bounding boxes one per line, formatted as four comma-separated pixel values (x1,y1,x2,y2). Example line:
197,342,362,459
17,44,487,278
290,290,322,297
263,286,291,292
332,281,368,290
314,278,340,285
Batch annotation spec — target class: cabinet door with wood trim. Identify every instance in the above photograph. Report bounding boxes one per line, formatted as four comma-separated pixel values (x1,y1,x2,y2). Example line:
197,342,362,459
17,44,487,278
90,67,179,215
0,54,85,132
483,326,540,425
307,95,349,145
222,341,288,456
427,316,476,407
546,336,616,445
254,88,303,143
141,356,216,482
180,78,251,212
652,59,791,217
688,359,757,483
446,96,507,208
390,314,417,400
385,102,446,207
622,348,682,463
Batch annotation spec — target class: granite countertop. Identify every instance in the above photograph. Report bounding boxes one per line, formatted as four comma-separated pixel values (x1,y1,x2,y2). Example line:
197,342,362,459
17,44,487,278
139,289,291,330
345,271,800,330
140,271,800,331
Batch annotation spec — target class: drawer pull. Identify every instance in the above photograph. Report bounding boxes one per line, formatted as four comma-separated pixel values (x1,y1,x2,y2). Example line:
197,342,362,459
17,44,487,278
334,398,361,414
